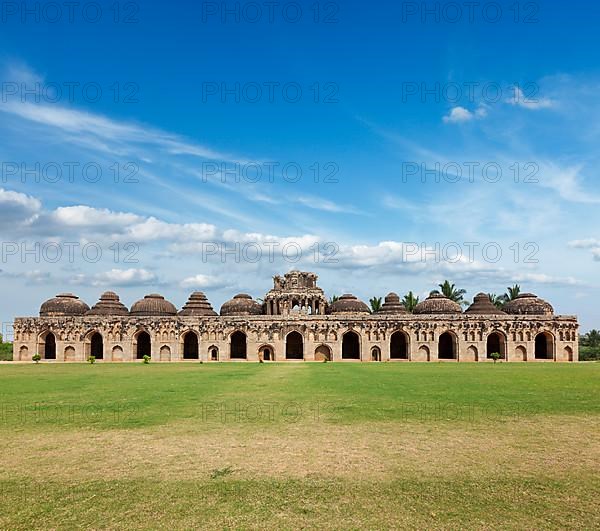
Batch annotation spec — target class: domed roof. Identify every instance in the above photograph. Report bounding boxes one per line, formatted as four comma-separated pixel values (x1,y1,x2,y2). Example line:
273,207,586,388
413,292,462,314
504,293,553,315
328,294,370,315
220,294,263,316
130,294,177,316
377,292,408,315
87,291,129,316
40,293,90,317
179,292,217,316
466,293,506,315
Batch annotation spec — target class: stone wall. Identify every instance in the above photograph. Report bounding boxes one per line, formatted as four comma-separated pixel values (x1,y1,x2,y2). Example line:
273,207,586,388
13,314,579,362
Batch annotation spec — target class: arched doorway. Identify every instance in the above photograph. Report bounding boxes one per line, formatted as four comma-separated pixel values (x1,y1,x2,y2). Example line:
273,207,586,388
438,332,456,360
515,345,527,362
286,332,304,360
342,331,360,360
136,331,151,360
315,345,331,361
390,331,409,360
183,332,199,360
564,346,574,362
486,332,505,360
44,332,56,360
210,347,219,361
259,345,274,361
90,333,103,360
535,332,554,360
371,346,381,361
230,331,247,359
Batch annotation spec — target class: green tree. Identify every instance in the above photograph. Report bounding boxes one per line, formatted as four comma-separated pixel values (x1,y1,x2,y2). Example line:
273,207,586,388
329,295,339,304
369,297,382,313
584,329,600,348
488,293,505,309
438,280,467,306
504,284,521,303
402,291,420,313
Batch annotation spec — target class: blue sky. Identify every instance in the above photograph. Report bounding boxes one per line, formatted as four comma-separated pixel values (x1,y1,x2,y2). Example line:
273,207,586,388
1,0,600,333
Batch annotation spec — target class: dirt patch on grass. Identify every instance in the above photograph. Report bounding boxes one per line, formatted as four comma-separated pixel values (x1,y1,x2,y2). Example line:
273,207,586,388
2,415,599,483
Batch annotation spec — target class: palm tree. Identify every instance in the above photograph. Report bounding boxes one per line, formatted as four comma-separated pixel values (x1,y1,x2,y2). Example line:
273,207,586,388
505,284,521,302
402,291,420,313
329,295,339,304
488,293,505,309
369,297,382,313
438,280,468,306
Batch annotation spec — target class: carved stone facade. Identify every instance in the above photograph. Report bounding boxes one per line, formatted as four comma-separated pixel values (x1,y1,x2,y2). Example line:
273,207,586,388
13,271,579,363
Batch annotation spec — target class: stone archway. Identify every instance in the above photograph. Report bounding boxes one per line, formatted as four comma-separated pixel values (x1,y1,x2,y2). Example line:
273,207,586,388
112,346,124,362
371,346,381,361
209,346,219,361
160,345,171,362
466,345,478,362
259,344,275,361
390,331,409,360
438,332,457,360
230,331,247,359
342,331,360,360
90,332,104,360
486,332,505,359
285,331,304,360
564,346,574,362
535,332,554,360
315,344,332,362
136,331,151,360
515,345,527,362
43,332,56,360
183,331,199,360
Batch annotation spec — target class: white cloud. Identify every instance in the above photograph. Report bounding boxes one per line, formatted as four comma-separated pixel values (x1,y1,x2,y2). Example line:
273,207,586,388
507,86,555,110
442,105,487,123
73,268,158,287
180,274,229,290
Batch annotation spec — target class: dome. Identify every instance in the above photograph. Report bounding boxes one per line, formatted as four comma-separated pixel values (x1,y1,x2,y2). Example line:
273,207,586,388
377,292,407,315
179,292,217,316
87,291,129,316
413,292,462,314
220,294,263,316
466,293,506,315
328,294,370,315
130,294,177,316
504,293,553,315
40,293,90,317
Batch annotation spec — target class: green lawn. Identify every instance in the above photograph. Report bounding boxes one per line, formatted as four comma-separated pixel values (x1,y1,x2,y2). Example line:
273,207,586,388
1,363,599,529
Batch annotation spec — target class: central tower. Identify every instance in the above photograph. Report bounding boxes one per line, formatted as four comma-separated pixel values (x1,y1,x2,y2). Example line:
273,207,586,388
263,270,328,315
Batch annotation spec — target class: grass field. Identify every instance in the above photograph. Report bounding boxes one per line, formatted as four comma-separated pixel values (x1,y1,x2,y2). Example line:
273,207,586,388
1,362,599,529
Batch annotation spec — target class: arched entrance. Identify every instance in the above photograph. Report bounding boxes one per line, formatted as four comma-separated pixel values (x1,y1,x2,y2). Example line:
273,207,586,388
44,332,56,360
183,332,199,360
564,346,574,362
286,332,304,360
230,331,247,359
90,333,103,360
486,332,505,359
535,332,554,360
210,347,219,361
390,331,409,359
259,345,274,361
315,345,332,361
136,331,151,360
371,346,381,361
438,332,457,360
342,331,360,360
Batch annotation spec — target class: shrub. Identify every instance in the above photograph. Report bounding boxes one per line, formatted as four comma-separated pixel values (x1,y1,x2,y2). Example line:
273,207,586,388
32,354,41,364
490,352,501,363
88,356,96,364
143,355,151,364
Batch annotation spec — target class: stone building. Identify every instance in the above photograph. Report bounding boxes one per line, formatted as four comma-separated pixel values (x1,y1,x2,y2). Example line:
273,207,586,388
12,271,578,363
